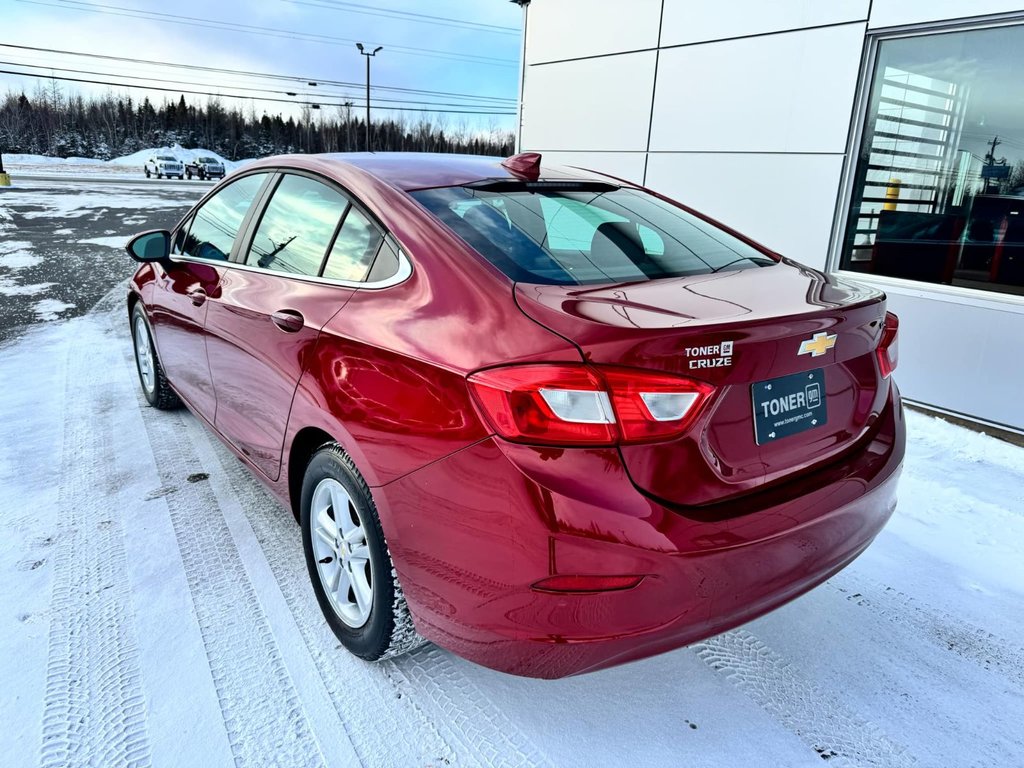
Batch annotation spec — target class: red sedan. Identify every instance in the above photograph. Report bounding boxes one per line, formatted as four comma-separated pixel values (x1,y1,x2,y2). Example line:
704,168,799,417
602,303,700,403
126,152,904,678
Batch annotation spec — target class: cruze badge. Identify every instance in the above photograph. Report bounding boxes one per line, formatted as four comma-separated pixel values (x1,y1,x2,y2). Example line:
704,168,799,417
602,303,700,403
685,340,734,369
798,332,837,358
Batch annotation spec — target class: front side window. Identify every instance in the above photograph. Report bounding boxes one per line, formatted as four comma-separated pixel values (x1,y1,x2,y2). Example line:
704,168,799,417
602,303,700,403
181,173,267,261
411,184,773,285
841,24,1024,296
247,175,348,276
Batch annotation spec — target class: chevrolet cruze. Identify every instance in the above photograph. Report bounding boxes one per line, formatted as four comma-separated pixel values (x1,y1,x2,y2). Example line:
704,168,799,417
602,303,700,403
125,152,904,678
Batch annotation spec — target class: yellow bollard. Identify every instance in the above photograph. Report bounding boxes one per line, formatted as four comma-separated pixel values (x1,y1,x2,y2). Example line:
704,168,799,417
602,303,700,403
0,172,11,186
883,178,901,210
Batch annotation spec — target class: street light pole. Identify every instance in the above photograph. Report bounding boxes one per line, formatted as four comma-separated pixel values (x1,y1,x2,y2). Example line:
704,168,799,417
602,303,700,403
356,43,382,152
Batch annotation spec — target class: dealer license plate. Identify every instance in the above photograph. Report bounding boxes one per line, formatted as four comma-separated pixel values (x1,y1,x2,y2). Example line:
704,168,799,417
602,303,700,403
751,369,827,445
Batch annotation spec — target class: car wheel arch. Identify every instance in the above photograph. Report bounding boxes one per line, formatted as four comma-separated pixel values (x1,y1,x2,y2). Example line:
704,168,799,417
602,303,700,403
127,290,139,324
287,426,341,520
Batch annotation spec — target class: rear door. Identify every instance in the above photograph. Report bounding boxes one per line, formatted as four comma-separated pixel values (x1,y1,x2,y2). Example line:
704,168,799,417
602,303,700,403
149,172,270,420
205,172,388,480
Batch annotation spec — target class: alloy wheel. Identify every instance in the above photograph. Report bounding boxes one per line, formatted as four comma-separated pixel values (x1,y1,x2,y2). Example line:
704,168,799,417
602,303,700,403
133,315,156,395
310,477,374,628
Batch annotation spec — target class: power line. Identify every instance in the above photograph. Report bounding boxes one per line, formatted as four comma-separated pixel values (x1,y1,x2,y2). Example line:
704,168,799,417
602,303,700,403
0,67,517,115
0,59,514,109
281,0,518,35
0,43,517,103
15,0,517,68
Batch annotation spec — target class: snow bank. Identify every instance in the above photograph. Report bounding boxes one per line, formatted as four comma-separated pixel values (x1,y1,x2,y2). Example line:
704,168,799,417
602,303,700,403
107,145,241,169
3,154,98,165
4,145,252,175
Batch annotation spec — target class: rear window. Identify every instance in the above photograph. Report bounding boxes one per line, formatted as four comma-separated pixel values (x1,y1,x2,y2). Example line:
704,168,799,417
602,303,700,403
410,184,774,285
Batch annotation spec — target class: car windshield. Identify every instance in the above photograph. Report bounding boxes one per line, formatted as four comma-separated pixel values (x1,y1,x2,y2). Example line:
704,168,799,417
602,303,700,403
410,183,775,285
157,156,176,161
198,157,217,163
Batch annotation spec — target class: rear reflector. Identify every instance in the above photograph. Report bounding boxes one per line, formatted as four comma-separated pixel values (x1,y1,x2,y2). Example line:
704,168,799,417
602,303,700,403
531,574,644,594
877,312,899,379
467,364,715,446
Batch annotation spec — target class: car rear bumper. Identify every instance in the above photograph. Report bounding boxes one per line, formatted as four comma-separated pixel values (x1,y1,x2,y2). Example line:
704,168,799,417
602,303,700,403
377,384,905,678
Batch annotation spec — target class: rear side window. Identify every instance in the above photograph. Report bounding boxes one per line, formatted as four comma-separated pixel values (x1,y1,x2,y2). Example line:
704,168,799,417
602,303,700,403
247,175,348,276
411,185,775,285
181,173,267,261
322,207,385,282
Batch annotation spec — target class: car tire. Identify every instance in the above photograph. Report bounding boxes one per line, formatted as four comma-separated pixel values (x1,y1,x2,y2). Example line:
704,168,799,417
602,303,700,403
186,170,192,179
144,168,151,178
157,172,163,179
131,304,181,410
300,443,424,661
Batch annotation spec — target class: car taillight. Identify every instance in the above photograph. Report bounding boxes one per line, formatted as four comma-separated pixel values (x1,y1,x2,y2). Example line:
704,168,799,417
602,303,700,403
467,364,715,446
877,312,899,379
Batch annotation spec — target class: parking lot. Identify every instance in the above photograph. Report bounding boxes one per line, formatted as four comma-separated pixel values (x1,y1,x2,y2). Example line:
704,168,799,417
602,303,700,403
1,180,1023,768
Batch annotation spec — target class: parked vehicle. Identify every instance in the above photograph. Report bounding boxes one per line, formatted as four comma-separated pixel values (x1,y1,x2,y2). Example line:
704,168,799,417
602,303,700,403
185,156,226,181
143,155,184,180
125,152,904,678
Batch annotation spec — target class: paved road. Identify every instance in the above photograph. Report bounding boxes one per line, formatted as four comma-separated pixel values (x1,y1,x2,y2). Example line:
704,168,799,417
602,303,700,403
0,178,203,343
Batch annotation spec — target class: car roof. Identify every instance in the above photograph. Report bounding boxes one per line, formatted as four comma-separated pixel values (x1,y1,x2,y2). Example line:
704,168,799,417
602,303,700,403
242,152,631,192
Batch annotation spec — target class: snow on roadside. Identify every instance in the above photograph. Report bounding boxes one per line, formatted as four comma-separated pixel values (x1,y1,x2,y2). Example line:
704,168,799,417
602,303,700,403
12,188,185,219
79,236,129,249
0,206,14,236
0,241,41,270
32,298,75,322
5,146,253,178
0,277,53,297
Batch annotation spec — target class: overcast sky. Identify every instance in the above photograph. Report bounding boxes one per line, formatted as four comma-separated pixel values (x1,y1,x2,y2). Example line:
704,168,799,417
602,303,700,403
2,0,523,131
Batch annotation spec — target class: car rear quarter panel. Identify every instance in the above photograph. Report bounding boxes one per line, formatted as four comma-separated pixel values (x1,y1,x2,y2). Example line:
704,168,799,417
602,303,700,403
279,160,583,494
283,213,583,490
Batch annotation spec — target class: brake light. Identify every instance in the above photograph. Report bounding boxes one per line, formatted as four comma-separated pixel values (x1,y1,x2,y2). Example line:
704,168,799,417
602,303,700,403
877,312,899,378
467,364,715,446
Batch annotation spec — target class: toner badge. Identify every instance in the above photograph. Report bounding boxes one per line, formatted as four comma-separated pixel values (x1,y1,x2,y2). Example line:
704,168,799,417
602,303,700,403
685,340,733,370
798,332,836,358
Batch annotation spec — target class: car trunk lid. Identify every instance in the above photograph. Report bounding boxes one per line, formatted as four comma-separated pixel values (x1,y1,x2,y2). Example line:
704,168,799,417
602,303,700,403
514,261,892,506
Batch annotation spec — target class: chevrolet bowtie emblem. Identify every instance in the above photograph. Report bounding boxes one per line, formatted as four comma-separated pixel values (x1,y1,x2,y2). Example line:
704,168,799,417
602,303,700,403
798,332,837,358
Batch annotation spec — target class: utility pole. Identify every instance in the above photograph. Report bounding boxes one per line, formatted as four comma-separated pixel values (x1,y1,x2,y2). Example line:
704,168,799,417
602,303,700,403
356,43,382,152
0,149,9,186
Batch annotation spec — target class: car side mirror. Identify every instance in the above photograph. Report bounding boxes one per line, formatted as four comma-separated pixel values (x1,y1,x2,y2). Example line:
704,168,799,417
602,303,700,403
126,230,171,262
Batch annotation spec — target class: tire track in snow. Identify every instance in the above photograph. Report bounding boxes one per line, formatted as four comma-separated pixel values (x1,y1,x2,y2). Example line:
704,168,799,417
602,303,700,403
189,421,450,767
187,400,551,768
389,645,551,768
828,574,1024,691
138,405,325,768
40,325,152,768
694,629,917,767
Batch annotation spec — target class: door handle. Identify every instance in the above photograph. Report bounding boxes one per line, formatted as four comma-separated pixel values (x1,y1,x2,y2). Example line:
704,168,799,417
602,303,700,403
271,309,305,333
186,286,207,306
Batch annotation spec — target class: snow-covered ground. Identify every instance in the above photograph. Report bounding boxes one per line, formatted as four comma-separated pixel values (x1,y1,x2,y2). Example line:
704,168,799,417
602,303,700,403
4,146,251,180
1,186,1023,768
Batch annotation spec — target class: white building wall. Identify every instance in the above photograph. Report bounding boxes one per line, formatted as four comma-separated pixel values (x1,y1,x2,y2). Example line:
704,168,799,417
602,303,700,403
518,0,1024,430
520,1,870,269
659,0,869,45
